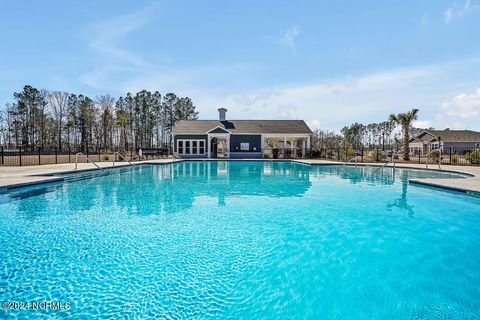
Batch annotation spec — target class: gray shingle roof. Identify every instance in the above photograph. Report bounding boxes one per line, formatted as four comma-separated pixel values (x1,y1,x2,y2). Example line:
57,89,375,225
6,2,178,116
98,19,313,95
172,120,313,134
413,129,480,143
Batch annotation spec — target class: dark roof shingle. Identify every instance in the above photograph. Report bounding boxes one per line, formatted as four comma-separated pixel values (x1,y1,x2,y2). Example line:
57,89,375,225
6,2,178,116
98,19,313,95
413,129,480,143
172,120,313,134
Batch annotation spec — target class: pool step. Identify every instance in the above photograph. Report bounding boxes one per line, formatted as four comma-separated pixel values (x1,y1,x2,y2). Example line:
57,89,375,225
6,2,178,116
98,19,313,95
59,170,111,182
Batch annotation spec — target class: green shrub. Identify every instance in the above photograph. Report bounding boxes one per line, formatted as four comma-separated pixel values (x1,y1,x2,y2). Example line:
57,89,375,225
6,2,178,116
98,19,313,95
451,153,459,165
427,150,441,163
467,149,480,164
371,148,385,162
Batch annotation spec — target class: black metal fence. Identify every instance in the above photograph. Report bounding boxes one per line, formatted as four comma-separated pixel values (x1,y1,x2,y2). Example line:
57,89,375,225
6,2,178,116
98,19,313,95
1,145,479,166
302,146,480,166
0,146,171,166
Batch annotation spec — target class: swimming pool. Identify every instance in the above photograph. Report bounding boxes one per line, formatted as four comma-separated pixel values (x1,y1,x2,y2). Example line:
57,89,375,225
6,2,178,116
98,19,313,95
1,161,479,319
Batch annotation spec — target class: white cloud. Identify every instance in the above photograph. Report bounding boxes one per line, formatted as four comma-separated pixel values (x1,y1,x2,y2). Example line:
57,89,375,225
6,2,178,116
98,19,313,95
416,88,480,129
80,4,170,91
445,0,479,23
421,13,430,27
413,120,434,128
440,88,480,119
184,58,480,131
278,26,301,50
445,8,454,23
307,119,322,130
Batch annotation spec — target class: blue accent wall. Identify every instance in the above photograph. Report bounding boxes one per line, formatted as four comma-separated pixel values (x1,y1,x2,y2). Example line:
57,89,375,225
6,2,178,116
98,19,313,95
230,135,262,152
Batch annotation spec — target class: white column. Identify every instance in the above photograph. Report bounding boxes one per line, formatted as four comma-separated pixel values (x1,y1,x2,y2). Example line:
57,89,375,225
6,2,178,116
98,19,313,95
261,134,264,157
207,135,211,158
306,136,311,149
283,137,287,148
302,139,306,158
226,135,230,159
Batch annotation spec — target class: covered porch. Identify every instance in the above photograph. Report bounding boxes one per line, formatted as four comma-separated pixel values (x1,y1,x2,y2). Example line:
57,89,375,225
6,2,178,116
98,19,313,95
262,134,311,159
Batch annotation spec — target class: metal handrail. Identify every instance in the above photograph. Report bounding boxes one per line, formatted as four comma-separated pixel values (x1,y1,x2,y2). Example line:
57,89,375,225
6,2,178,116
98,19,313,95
113,152,136,167
372,161,395,173
343,157,358,168
74,152,105,172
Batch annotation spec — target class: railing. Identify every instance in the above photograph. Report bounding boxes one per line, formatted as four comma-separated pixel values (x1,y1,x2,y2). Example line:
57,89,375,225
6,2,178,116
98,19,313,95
343,157,358,167
113,152,136,167
75,152,104,172
372,161,395,173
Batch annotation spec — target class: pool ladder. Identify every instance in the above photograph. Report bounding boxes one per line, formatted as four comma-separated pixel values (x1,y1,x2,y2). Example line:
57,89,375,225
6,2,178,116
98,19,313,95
112,152,136,167
372,161,395,173
343,157,358,168
74,152,105,172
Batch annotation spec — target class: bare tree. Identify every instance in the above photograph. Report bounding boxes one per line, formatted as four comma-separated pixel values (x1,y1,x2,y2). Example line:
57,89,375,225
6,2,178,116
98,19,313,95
97,95,115,151
48,91,69,150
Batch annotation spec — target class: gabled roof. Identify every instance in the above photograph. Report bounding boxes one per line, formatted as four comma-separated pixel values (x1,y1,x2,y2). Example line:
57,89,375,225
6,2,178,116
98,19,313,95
172,120,313,135
411,129,480,143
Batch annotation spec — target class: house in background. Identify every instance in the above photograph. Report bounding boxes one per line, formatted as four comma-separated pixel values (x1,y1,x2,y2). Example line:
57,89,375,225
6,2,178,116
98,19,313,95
409,129,480,154
171,108,313,159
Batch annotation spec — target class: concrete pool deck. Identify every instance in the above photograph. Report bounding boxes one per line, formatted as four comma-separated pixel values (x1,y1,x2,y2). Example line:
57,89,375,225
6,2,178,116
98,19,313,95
1,158,479,194
0,159,178,189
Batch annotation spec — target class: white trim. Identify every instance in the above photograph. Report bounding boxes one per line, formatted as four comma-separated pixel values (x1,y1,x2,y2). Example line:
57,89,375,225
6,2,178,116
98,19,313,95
207,133,230,158
261,133,312,138
176,139,206,156
206,126,232,134
175,132,311,136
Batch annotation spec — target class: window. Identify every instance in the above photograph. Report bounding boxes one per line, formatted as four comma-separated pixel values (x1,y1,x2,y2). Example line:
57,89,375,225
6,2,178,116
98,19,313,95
192,141,198,154
177,139,206,155
178,141,183,154
240,142,250,151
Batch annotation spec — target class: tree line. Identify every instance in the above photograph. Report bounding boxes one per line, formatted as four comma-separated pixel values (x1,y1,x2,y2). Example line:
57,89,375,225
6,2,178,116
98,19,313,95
0,85,199,152
311,109,420,160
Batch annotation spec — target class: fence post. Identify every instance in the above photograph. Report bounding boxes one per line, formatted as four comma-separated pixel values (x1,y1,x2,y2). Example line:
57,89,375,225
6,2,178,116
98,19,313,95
449,147,452,165
418,151,421,164
361,147,364,162
1,146,4,165
68,147,71,163
55,148,58,164
38,147,41,165
337,148,340,161
19,146,22,166
99,149,101,162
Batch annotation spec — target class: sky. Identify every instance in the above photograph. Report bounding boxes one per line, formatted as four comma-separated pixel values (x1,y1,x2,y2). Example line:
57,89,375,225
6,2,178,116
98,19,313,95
0,0,479,131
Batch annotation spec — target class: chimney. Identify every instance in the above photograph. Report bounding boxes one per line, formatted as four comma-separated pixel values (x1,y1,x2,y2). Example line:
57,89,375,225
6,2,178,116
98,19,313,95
218,107,227,121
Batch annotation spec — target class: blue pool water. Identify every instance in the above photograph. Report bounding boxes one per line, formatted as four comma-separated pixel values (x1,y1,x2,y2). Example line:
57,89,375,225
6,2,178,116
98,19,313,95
1,161,479,319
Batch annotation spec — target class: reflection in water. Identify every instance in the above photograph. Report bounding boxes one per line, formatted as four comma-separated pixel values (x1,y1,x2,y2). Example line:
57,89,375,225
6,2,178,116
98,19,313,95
386,177,415,217
111,161,312,214
2,162,466,217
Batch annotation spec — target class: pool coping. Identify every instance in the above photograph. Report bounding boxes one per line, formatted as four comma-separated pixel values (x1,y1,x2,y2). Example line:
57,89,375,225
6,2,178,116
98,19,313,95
0,159,179,191
1,159,479,195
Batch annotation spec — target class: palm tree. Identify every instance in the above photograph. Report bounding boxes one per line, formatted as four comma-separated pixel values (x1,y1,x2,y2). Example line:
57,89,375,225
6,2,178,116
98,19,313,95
389,109,419,161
